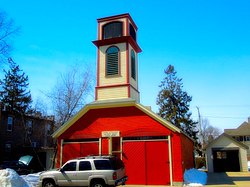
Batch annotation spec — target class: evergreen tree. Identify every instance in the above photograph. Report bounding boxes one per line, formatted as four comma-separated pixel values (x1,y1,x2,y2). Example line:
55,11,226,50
0,58,32,114
156,65,198,140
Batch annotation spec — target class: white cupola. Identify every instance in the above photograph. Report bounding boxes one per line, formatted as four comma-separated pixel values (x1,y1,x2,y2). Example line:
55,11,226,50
93,13,142,102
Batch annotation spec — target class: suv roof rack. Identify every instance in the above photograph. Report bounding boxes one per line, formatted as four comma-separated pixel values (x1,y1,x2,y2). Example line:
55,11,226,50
76,155,115,160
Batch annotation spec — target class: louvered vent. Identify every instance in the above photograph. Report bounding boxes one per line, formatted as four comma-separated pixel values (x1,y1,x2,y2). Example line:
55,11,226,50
106,47,119,76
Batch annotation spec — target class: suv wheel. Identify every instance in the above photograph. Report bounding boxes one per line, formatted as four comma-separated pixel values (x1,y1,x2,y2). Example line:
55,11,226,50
91,180,106,187
43,179,56,187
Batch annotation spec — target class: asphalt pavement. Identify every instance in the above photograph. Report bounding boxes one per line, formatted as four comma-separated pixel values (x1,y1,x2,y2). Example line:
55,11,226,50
124,172,250,187
206,172,250,187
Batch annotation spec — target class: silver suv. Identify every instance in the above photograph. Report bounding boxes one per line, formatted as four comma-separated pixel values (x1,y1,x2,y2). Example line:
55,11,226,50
38,156,127,187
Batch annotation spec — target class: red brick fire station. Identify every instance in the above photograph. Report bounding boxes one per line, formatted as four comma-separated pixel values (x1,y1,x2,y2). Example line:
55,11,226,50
52,13,194,186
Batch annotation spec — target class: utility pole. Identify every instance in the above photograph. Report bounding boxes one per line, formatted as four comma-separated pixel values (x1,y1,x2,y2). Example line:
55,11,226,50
196,106,204,150
196,106,204,156
196,106,201,135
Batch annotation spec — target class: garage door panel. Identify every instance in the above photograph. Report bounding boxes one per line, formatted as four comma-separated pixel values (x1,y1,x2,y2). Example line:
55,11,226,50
102,138,109,155
123,142,146,184
123,141,170,185
63,142,99,165
62,144,80,164
146,141,170,185
80,142,99,157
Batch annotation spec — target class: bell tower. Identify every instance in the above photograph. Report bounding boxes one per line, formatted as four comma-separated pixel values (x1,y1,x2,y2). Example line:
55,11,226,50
93,13,142,102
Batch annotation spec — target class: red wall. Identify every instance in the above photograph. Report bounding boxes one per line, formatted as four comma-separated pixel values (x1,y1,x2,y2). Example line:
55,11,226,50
180,133,194,170
56,106,194,184
170,133,194,183
123,141,170,185
171,133,184,182
59,106,173,139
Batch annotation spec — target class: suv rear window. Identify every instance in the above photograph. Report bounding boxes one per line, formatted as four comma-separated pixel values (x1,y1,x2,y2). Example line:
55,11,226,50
94,160,112,170
94,158,124,170
110,158,124,170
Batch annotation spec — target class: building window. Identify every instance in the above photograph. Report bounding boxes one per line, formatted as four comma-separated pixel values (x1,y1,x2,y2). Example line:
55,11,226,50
32,142,37,148
26,120,33,134
106,46,119,76
7,116,13,131
46,124,52,135
239,136,244,141
102,21,123,39
131,50,136,80
129,24,136,41
245,136,250,141
216,151,227,159
5,143,11,153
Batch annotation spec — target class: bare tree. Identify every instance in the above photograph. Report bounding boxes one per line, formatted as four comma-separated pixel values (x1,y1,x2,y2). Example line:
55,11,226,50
0,10,20,66
33,96,49,116
48,63,94,127
200,118,222,146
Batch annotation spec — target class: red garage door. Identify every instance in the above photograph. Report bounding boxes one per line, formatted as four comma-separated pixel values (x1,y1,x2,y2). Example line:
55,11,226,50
80,142,99,157
123,140,170,185
62,143,80,164
62,141,99,164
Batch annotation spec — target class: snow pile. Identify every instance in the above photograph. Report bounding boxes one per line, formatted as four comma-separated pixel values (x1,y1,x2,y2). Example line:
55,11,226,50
184,168,207,186
0,169,40,187
21,173,40,187
0,169,29,187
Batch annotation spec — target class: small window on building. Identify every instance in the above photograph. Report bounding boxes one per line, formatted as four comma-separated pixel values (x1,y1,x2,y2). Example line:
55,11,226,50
5,143,11,153
26,120,33,134
79,161,92,171
216,151,227,159
32,142,37,148
103,21,123,40
235,136,242,142
106,46,119,76
239,136,244,141
246,136,250,141
46,124,52,135
131,50,136,80
129,23,136,41
7,116,13,131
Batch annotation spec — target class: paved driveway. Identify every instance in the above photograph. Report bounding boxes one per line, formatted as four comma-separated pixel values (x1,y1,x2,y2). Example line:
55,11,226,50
124,172,250,187
206,172,250,187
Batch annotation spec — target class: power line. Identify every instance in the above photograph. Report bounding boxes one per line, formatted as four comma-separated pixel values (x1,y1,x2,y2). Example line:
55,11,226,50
192,115,247,120
192,105,250,108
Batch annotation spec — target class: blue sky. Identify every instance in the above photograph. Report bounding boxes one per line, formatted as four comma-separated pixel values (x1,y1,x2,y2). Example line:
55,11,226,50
1,0,250,130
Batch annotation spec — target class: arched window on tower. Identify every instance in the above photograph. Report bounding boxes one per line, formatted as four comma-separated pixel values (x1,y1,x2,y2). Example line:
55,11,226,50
103,22,123,40
106,46,119,76
131,50,136,80
129,24,136,41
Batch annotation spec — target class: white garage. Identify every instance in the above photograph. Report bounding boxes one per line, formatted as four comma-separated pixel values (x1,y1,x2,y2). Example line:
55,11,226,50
206,133,248,172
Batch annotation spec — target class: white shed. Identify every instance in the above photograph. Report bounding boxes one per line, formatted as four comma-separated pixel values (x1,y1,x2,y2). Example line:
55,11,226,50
206,133,248,172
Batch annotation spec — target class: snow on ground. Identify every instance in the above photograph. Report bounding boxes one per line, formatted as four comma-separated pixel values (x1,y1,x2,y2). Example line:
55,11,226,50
21,172,40,187
184,168,207,186
1,167,207,187
0,169,40,187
